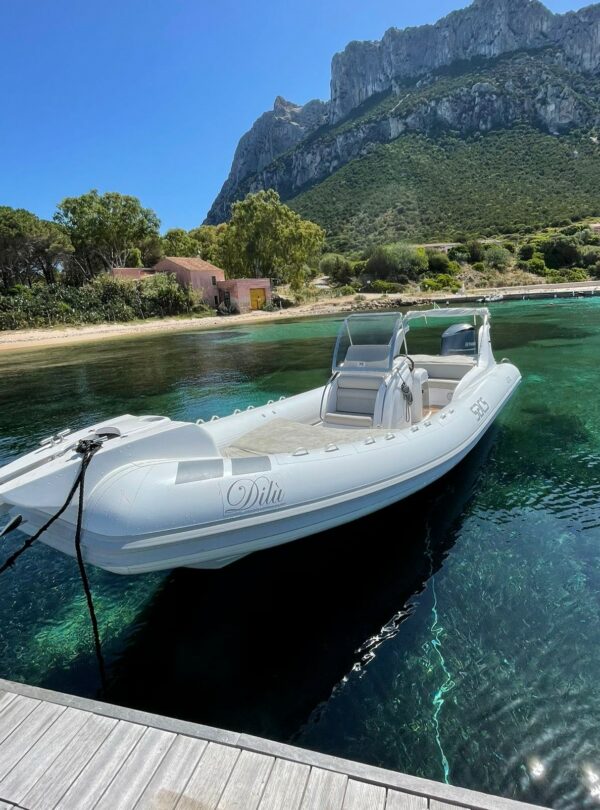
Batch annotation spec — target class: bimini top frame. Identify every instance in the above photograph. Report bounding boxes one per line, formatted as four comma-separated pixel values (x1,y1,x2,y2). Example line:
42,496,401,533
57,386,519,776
331,308,490,374
403,307,490,325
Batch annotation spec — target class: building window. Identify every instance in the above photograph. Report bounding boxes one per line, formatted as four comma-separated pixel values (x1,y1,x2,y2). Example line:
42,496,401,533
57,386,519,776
211,276,216,285
214,295,219,306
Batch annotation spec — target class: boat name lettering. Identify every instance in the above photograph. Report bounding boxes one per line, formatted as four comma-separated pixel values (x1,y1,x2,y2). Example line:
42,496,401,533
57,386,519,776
225,476,285,513
470,398,490,421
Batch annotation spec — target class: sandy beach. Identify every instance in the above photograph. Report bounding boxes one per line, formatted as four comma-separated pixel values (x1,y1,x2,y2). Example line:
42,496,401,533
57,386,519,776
2,280,599,354
0,295,364,353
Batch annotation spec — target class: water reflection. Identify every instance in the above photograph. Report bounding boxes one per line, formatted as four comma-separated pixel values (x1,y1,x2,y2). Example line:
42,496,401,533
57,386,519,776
107,428,495,741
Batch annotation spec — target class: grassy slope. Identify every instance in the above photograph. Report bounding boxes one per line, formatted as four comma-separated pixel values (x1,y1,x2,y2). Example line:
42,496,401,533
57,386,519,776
289,127,600,252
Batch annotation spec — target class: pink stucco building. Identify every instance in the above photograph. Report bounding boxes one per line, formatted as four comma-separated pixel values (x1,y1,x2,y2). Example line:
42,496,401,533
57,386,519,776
217,278,272,313
153,257,225,308
112,257,272,313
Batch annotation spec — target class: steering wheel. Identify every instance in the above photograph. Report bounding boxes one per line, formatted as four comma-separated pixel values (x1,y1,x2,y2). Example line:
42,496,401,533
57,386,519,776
399,354,415,371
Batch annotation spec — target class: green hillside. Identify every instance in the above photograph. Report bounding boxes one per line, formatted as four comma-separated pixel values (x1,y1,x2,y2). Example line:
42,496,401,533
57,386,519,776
289,127,600,252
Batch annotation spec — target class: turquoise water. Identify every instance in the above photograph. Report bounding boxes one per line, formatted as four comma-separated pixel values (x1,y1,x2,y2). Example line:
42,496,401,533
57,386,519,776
1,301,600,808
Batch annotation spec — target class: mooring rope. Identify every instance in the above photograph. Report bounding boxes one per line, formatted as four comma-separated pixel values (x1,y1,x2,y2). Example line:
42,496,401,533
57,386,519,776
422,525,455,784
429,574,455,783
0,438,108,695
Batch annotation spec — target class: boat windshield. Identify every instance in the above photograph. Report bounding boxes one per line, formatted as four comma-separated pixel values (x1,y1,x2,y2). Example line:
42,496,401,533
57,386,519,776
331,313,405,373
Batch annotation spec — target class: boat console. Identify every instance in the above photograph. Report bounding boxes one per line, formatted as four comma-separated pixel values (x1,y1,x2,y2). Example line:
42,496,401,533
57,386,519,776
321,308,491,430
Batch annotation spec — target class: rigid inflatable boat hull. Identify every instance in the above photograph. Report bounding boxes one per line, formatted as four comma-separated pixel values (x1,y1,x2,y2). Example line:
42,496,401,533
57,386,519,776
2,370,519,573
0,309,521,573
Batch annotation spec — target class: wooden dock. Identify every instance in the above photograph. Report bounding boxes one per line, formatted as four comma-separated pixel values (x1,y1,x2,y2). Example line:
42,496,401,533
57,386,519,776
0,678,547,810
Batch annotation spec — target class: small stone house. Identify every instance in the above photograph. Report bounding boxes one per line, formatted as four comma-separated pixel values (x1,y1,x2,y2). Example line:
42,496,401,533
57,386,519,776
153,257,225,308
112,257,272,313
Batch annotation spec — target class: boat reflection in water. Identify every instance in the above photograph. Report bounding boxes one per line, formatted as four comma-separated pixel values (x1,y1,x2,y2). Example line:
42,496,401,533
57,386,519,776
106,425,499,742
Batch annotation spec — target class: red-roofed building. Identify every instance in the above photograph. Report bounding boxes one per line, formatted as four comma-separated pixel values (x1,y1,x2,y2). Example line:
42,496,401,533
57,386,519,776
112,257,272,312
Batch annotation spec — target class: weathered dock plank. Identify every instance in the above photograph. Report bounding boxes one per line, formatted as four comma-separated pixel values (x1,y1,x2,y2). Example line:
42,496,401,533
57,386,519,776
0,706,88,804
0,694,15,716
299,767,348,810
0,679,551,810
431,801,472,810
22,713,116,810
257,758,310,810
54,720,145,809
0,695,39,751
385,789,428,809
0,701,64,784
135,734,207,810
176,741,240,810
216,749,274,810
343,779,387,810
95,726,176,809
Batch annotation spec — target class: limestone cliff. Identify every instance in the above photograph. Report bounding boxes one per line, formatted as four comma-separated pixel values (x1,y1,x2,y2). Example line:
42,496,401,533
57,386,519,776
206,0,600,223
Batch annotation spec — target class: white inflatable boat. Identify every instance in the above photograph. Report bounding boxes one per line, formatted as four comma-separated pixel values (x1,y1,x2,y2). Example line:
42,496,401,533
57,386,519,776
0,308,520,573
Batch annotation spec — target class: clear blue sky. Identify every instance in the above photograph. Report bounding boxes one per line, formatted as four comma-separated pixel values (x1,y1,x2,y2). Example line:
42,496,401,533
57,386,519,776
0,0,589,231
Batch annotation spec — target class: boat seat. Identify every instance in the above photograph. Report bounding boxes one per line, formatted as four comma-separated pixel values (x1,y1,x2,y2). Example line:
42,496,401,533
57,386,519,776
325,371,383,428
410,354,476,380
425,378,459,408
324,412,373,427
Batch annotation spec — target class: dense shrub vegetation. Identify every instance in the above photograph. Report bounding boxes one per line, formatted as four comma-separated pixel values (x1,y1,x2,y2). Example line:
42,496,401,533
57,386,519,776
313,224,600,294
0,274,205,330
290,127,600,252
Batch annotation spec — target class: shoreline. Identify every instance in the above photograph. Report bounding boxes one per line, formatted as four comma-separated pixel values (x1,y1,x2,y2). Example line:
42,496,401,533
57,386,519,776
1,280,599,354
0,298,361,353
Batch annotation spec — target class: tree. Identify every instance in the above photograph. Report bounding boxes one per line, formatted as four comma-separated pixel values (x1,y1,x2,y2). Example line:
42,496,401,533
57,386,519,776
54,190,160,282
527,256,547,275
518,243,535,260
426,250,450,274
539,234,580,269
366,243,427,281
484,245,512,270
580,245,600,267
162,228,200,258
319,253,353,285
467,240,485,263
188,224,228,265
0,207,73,289
220,190,324,283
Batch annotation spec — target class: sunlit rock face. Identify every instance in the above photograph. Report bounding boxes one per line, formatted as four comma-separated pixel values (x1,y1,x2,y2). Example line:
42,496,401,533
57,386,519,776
206,0,600,223
206,97,329,223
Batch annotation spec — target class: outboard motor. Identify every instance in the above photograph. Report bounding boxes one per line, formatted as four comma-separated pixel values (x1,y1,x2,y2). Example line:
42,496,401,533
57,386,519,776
440,323,477,356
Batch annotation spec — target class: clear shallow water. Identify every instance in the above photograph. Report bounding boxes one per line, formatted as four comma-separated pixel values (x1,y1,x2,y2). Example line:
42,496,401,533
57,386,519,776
1,301,600,808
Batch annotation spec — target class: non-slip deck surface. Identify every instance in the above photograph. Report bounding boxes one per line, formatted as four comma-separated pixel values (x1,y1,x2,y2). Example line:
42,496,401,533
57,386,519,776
0,679,548,810
225,418,391,456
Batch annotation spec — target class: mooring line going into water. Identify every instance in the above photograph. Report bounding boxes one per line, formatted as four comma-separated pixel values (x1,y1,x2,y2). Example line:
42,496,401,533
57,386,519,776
423,526,455,784
0,438,108,695
429,574,455,784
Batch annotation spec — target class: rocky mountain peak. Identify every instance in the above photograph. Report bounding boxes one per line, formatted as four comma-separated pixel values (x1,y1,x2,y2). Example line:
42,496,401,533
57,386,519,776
273,96,299,114
206,0,600,224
